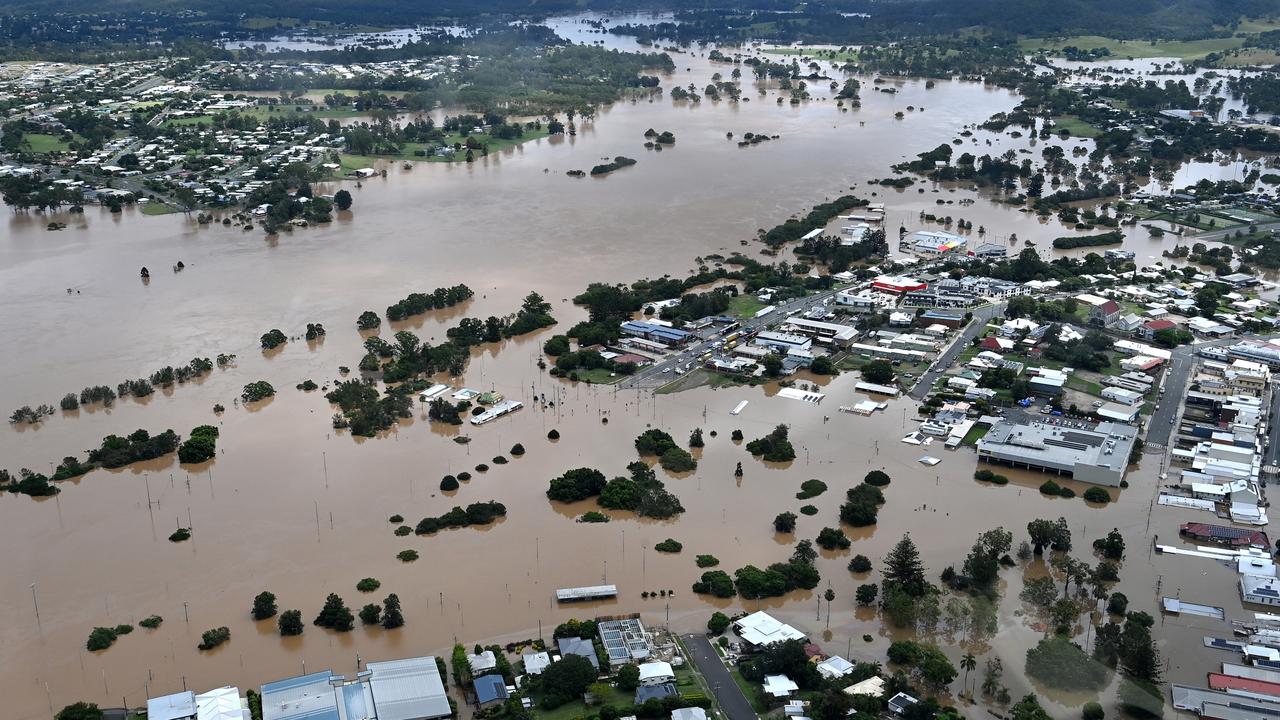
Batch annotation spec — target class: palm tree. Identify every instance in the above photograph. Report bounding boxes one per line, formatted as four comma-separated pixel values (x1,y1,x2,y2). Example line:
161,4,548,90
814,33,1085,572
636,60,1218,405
960,652,977,698
824,587,835,629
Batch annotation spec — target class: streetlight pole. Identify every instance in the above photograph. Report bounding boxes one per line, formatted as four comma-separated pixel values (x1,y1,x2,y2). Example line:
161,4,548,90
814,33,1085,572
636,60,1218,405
31,583,40,623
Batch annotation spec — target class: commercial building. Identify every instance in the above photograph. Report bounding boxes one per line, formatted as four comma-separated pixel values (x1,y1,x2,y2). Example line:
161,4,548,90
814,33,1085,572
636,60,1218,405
1101,387,1144,406
261,656,450,720
782,317,858,347
1227,340,1280,368
871,275,927,295
619,321,691,347
833,290,882,314
912,230,965,256
754,331,813,354
977,420,1138,486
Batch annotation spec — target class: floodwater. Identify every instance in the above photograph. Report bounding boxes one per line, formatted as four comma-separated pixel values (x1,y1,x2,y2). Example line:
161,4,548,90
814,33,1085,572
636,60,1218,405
0,14,1258,719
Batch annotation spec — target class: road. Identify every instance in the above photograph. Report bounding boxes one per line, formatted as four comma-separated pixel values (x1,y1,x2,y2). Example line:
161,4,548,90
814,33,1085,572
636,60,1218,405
619,285,853,391
1143,348,1194,446
907,301,1006,400
681,634,756,720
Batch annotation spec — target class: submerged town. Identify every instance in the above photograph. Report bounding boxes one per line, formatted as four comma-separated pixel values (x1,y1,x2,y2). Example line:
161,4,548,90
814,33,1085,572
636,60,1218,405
7,3,1280,720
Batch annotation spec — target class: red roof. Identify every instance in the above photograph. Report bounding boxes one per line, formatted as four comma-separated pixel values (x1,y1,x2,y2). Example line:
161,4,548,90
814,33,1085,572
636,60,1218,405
979,337,1003,351
1208,672,1280,697
1143,319,1176,331
1097,300,1121,315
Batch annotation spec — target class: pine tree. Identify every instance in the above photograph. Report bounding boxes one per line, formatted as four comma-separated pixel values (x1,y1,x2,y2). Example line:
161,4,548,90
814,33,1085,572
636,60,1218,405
883,533,929,597
314,593,354,632
382,593,405,629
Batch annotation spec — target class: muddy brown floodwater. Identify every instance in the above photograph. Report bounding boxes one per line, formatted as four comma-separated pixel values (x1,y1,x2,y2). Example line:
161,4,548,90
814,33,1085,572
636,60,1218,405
0,15,1254,719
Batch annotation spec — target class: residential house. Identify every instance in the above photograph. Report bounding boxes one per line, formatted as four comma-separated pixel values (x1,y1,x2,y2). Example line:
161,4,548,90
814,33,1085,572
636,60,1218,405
474,674,509,708
557,637,600,670
1136,319,1176,341
763,675,799,699
637,661,676,687
522,651,551,675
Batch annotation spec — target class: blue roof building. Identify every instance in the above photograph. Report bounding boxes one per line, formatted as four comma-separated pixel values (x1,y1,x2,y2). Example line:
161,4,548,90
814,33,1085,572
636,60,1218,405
473,674,509,706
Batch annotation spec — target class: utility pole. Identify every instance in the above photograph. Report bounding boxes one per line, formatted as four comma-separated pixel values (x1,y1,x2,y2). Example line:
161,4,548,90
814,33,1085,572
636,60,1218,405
31,583,39,624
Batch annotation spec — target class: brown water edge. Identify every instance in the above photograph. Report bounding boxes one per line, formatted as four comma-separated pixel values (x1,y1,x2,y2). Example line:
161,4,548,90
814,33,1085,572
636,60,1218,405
0,40,1243,720
0,361,1247,719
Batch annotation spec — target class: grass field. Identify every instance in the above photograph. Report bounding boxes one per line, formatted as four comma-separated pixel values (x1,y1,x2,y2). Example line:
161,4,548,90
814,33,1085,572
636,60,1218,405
21,133,74,153
140,202,178,216
572,368,625,384
165,104,370,127
961,424,989,446
727,295,767,318
1018,35,1245,62
1051,115,1101,138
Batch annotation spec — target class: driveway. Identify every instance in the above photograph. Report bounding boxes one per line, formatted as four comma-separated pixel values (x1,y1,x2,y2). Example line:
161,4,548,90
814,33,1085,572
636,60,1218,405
682,634,757,720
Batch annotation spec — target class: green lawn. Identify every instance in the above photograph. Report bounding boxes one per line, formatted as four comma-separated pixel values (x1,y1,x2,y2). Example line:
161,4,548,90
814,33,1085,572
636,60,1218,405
21,133,74,153
1051,115,1101,139
1018,35,1246,62
140,202,178,216
727,295,767,318
572,368,625,384
961,424,989,445
727,668,766,713
1066,375,1103,396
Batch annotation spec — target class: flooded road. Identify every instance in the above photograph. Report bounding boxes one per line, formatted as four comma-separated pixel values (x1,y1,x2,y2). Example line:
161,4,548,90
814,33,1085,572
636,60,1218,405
0,15,1257,719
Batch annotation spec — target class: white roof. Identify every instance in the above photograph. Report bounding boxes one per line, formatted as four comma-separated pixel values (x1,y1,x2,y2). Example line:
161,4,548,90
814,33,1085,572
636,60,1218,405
468,650,497,672
196,687,248,720
816,656,855,679
671,708,707,720
522,651,551,674
763,675,799,697
149,691,196,720
366,656,451,720
844,676,886,697
734,611,806,647
638,661,675,681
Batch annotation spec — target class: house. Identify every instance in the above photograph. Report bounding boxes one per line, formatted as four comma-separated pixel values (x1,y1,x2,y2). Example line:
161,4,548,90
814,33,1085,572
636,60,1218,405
1189,316,1235,338
522,651,552,675
195,687,251,720
1242,575,1280,607
732,611,805,650
843,676,886,698
671,709,707,720
888,692,919,715
635,684,678,704
468,650,498,675
557,637,600,670
1137,319,1176,340
888,311,915,327
637,661,676,686
474,674,509,707
815,656,855,680
763,675,799,699
1089,300,1122,327
148,691,197,720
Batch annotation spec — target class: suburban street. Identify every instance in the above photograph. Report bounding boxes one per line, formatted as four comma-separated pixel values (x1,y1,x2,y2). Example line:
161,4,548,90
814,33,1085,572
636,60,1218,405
907,301,1007,400
681,634,756,720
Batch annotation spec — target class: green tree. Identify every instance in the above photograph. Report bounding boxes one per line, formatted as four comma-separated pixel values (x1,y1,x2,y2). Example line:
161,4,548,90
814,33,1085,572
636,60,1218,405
314,593,354,632
334,189,353,211
252,591,278,620
774,511,797,533
960,652,977,697
278,609,304,636
615,663,640,691
56,703,103,720
359,603,383,625
708,611,731,635
539,654,597,708
382,593,405,629
861,360,895,384
883,534,929,597
856,583,878,606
